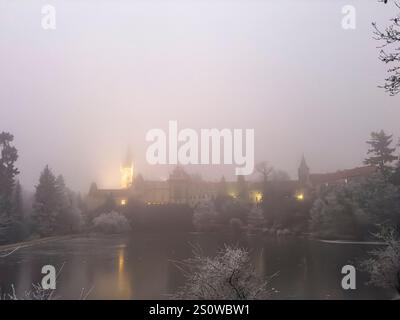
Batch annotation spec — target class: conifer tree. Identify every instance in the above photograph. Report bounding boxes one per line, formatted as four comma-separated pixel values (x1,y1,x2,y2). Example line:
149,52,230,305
32,165,58,236
12,180,24,221
54,175,82,234
364,130,397,177
0,132,19,238
237,175,248,201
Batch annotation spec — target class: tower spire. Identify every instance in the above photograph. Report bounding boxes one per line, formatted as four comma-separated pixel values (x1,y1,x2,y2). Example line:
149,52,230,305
298,154,310,186
120,147,134,188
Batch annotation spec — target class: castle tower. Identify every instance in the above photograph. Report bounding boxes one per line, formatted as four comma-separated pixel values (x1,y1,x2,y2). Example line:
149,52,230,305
298,155,310,186
120,149,134,189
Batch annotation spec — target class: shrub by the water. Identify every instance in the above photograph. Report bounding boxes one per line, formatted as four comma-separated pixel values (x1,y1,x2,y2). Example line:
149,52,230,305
173,246,272,300
93,211,131,234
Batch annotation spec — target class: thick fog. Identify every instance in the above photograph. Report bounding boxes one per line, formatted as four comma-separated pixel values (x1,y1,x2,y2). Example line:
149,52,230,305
1,0,400,192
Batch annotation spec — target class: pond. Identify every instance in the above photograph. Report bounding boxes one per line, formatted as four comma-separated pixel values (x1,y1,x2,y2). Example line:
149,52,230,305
0,232,393,299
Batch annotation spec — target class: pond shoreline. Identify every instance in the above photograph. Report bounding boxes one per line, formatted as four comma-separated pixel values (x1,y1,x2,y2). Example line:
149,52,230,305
316,239,385,245
0,234,84,252
0,231,388,253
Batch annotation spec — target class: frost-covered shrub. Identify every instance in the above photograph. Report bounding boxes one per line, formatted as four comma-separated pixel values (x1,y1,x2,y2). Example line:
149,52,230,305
2,284,56,300
309,173,400,239
360,226,400,296
173,246,272,300
93,211,131,234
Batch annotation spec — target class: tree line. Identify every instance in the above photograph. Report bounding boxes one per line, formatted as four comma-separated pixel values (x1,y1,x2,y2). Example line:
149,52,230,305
0,132,84,244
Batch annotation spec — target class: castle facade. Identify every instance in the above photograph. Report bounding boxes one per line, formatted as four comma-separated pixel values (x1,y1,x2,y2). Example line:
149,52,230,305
86,154,376,210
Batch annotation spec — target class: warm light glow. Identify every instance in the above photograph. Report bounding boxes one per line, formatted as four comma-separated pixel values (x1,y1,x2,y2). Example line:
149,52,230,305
120,199,127,206
255,192,262,203
229,192,237,198
120,165,134,188
296,193,304,201
118,249,124,273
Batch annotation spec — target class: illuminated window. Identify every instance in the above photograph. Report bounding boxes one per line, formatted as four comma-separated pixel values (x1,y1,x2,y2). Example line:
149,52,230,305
255,192,262,203
120,199,127,206
296,193,304,201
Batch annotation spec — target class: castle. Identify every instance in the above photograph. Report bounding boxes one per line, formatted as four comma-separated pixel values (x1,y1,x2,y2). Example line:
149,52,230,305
86,152,376,210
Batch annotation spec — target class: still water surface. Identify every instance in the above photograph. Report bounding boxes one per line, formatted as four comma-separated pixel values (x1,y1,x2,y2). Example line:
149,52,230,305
0,233,392,299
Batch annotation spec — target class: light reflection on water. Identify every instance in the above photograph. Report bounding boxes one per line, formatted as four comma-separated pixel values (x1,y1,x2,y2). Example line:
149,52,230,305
0,233,393,300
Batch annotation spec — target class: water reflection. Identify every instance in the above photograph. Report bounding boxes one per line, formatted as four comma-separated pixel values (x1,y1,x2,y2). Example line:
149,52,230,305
0,233,393,299
117,247,131,299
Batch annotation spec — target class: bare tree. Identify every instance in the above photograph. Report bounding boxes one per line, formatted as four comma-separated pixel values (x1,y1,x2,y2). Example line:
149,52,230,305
373,0,400,95
255,162,274,183
270,169,291,182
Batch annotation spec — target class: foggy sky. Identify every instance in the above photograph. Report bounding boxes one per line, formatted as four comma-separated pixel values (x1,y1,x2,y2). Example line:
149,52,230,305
1,0,400,193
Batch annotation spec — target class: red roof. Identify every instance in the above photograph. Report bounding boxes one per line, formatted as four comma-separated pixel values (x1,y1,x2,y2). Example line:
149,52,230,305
310,166,376,184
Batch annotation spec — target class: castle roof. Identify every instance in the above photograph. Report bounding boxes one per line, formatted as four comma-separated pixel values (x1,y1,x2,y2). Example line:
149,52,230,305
309,166,376,184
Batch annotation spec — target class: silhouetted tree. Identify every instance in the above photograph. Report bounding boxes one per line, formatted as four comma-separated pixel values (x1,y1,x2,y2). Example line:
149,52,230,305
0,132,19,239
12,181,23,221
270,169,290,181
391,139,400,185
236,175,248,201
103,193,117,213
373,0,400,95
255,161,274,183
0,132,19,217
391,164,400,185
255,162,274,209
217,176,228,196
32,165,59,236
54,175,82,234
364,130,397,177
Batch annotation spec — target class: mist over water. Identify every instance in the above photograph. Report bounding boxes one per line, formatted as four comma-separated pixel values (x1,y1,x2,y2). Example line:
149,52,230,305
0,233,391,299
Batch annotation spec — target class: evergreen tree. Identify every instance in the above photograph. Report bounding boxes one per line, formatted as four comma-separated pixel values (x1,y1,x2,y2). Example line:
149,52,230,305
54,175,83,234
0,132,19,239
391,139,400,186
364,130,397,177
12,180,24,221
54,175,68,233
55,175,68,208
103,193,116,213
0,132,19,218
391,161,400,186
32,165,59,237
237,175,248,201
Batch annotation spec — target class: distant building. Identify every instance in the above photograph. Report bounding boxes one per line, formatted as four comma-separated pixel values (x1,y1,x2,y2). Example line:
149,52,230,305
86,152,376,210
120,149,134,189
